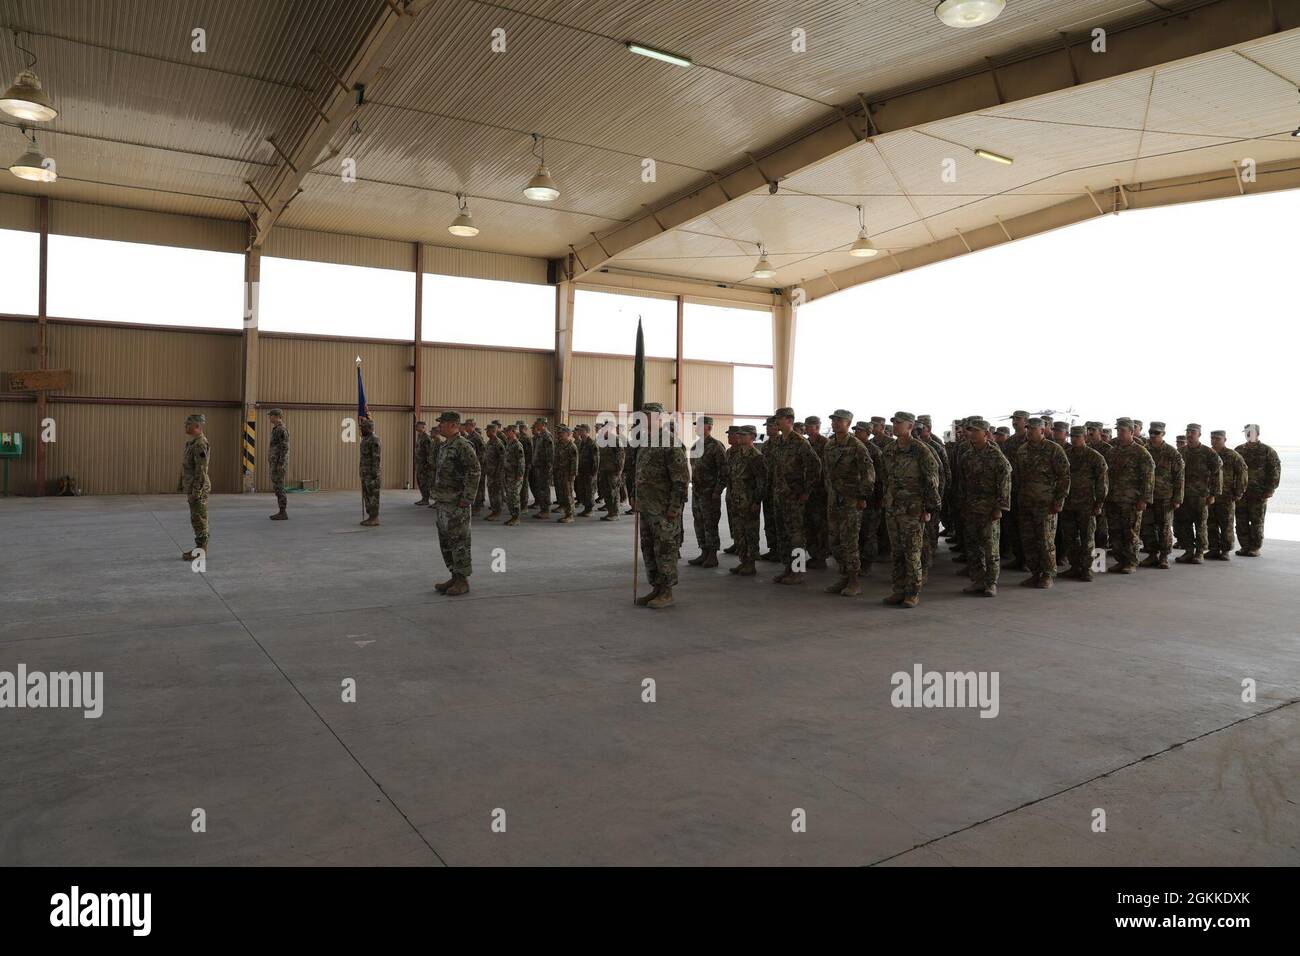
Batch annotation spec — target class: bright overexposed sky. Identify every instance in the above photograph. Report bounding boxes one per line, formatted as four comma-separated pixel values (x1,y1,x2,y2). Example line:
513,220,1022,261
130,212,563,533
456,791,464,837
794,189,1300,448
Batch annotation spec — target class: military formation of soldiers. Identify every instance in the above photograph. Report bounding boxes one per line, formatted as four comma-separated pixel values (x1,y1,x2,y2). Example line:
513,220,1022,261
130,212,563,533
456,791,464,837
177,407,1284,612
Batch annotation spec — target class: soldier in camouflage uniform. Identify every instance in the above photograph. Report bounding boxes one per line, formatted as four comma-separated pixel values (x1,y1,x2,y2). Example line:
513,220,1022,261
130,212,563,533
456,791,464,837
1139,423,1184,569
1174,424,1223,564
431,411,481,596
596,420,626,520
553,424,578,522
759,417,783,560
632,403,689,609
530,418,555,517
500,423,526,526
1014,417,1070,588
821,409,874,596
181,413,211,559
1132,420,1148,447
958,419,1011,596
515,420,533,510
575,423,599,516
868,416,892,557
726,424,766,575
852,421,885,576
462,419,486,515
1084,421,1110,547
916,415,949,578
482,422,505,520
1207,429,1248,559
1003,410,1031,570
770,406,822,585
880,412,941,608
413,420,433,506
688,416,728,567
1104,419,1154,573
803,416,831,569
268,408,289,520
359,417,381,526
1234,424,1281,556
1059,425,1108,581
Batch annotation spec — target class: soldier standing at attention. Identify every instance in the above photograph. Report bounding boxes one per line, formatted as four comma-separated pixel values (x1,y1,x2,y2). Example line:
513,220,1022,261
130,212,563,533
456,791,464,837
1132,420,1148,447
500,423,525,526
880,412,940,608
181,413,211,559
758,416,783,561
771,407,822,585
868,416,889,452
482,421,505,520
1140,423,1184,570
852,421,885,577
822,409,874,597
632,403,689,609
1234,424,1281,556
463,419,486,515
1104,419,1154,573
358,417,381,526
596,420,626,520
268,408,290,520
722,426,741,555
1059,425,1108,581
726,424,766,576
530,418,555,518
1014,417,1070,588
688,416,728,568
915,415,949,578
515,420,533,510
958,418,1011,597
413,420,433,506
431,411,480,596
1207,429,1248,560
1003,410,1031,571
1174,424,1222,564
553,424,578,523
574,423,599,517
803,416,831,570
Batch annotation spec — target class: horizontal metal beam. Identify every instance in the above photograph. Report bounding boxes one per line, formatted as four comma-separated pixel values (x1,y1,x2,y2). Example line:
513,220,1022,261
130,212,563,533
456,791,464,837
569,0,1296,279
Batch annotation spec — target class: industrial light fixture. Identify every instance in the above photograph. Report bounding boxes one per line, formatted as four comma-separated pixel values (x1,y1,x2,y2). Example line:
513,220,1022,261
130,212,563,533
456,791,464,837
0,34,57,122
448,193,479,237
974,147,1014,165
523,132,560,201
848,205,878,258
934,0,1006,29
8,131,55,182
751,244,775,279
1292,126,1300,138
625,42,692,68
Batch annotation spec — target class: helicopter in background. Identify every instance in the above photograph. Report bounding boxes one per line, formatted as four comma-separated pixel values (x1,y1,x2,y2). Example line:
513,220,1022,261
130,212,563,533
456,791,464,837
993,407,1080,426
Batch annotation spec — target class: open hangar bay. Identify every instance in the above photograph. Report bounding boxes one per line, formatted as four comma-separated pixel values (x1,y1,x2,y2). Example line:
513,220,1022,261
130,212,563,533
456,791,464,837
1,0,1298,868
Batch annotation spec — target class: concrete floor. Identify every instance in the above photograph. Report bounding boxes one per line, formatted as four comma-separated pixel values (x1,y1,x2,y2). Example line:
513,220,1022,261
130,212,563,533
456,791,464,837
1,490,1297,866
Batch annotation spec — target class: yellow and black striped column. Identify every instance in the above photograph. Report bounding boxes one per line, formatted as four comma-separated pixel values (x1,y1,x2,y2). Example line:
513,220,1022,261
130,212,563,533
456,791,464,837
242,410,256,485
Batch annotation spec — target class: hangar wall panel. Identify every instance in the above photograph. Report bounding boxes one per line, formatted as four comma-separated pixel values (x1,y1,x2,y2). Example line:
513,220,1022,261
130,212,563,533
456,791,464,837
49,199,245,252
263,227,415,272
570,354,676,417
681,363,733,418
1,317,36,369
421,244,549,285
421,345,552,413
0,193,38,232
253,408,411,493
259,335,410,407
47,322,241,401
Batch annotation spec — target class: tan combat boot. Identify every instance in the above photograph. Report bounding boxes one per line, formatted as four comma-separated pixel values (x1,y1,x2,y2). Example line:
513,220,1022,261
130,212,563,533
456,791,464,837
900,594,920,608
444,574,470,596
777,569,804,585
434,577,455,593
824,575,849,594
1035,575,1053,589
270,509,288,520
646,587,674,609
735,561,756,576
701,550,718,568
484,510,501,521
839,572,861,596
360,516,379,527
503,515,520,527
635,586,662,607
882,592,905,606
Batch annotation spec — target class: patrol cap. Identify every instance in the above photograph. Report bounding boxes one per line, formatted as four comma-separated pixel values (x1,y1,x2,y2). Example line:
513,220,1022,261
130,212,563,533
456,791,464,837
1070,425,1086,437
185,413,206,425
1210,429,1226,439
966,418,990,431
516,419,527,426
503,422,517,431
1026,417,1044,428
437,410,461,423
774,406,795,419
1085,421,1100,429
892,411,916,424
1148,421,1165,434
1185,423,1201,433
764,416,777,426
702,416,714,425
742,425,758,436
870,416,886,425
804,415,821,425
916,414,932,427
464,418,476,426
995,426,1010,436
1041,415,1054,425
853,421,871,432
725,425,739,434
267,408,284,418
557,424,571,434
640,403,663,414
1115,417,1134,429
1243,423,1260,433
1052,419,1068,431
830,409,853,422
415,420,428,427
1011,410,1030,419
534,416,549,425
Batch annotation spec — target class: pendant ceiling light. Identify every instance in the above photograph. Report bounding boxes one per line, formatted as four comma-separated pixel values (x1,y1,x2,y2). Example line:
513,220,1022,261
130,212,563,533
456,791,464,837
1,34,57,122
751,244,775,279
934,0,1006,29
974,147,1014,165
448,193,479,237
523,132,559,201
848,205,878,257
9,132,55,182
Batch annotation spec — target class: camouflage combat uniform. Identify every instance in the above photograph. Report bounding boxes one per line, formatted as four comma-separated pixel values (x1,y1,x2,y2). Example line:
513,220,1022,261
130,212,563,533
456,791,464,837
414,430,433,502
467,428,487,511
959,441,1011,591
804,430,831,562
576,432,599,513
269,419,289,511
483,432,505,515
433,429,480,577
1014,438,1070,579
1140,443,1184,562
760,433,783,556
726,443,766,566
1235,439,1281,553
182,431,211,548
880,437,941,598
1003,429,1030,567
597,436,626,518
772,431,822,570
919,433,949,576
516,429,534,509
858,438,885,573
1210,443,1248,556
1061,443,1108,576
359,427,381,519
554,437,578,519
501,434,525,519
531,428,555,513
822,433,874,575
635,431,689,589
1104,440,1155,570
1175,442,1223,558
691,431,728,552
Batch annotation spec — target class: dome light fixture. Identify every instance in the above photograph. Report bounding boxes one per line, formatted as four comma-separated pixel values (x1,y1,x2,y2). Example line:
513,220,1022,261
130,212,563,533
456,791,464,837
9,131,55,182
1,35,58,122
523,133,559,202
934,0,1006,29
448,193,479,237
849,205,879,258
751,244,775,279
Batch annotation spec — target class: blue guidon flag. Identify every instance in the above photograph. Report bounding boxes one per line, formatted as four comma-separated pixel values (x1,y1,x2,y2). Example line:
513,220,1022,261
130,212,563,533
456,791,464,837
356,356,369,421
